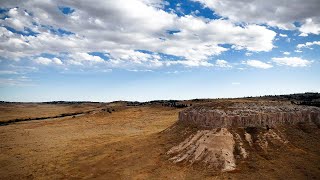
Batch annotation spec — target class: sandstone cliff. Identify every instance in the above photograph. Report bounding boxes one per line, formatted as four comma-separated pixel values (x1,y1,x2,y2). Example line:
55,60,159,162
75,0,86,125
168,101,320,172
179,102,320,128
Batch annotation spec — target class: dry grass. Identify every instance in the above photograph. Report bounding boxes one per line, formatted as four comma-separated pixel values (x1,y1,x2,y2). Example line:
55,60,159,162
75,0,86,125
0,105,183,179
0,103,320,179
0,103,103,122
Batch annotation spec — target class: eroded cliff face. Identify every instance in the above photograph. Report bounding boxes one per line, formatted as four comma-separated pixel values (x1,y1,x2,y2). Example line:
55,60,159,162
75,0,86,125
167,127,290,172
167,128,237,172
167,101,320,172
179,102,320,128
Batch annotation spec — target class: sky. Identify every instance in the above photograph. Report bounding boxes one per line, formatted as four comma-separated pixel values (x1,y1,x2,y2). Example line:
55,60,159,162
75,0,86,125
0,0,319,102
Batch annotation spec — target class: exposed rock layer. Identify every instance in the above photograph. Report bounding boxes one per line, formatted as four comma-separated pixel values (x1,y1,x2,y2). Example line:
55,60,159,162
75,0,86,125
167,127,289,172
179,102,320,128
167,128,237,171
169,101,320,172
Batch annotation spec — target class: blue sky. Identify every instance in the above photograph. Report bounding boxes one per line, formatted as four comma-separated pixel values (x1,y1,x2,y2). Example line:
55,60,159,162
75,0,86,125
0,0,319,102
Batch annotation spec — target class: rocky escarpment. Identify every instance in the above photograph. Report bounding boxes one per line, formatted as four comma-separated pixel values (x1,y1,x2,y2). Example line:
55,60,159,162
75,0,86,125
167,101,320,172
179,102,320,128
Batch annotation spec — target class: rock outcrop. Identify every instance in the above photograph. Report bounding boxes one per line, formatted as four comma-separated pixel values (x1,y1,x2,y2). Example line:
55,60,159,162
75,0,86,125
168,101,320,172
179,102,320,128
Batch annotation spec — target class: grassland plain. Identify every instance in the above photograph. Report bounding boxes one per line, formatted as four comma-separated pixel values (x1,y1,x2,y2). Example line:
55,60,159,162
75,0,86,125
0,101,320,179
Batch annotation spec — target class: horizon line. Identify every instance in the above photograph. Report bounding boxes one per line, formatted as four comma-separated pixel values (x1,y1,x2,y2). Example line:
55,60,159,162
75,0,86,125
1,92,318,103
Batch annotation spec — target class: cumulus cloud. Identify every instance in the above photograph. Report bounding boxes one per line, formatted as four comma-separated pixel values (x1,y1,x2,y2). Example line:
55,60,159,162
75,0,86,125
69,53,104,65
297,41,320,49
194,0,320,35
215,59,232,68
272,57,312,67
0,0,276,68
244,60,273,69
299,18,320,36
0,26,85,60
2,7,34,32
3,0,315,72
34,57,63,65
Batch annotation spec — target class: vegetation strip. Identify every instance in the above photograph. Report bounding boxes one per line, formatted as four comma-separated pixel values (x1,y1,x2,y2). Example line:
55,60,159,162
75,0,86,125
0,110,95,126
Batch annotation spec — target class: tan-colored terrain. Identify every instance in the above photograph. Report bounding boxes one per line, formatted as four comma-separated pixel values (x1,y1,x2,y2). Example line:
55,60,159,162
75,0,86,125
0,103,103,122
0,101,320,179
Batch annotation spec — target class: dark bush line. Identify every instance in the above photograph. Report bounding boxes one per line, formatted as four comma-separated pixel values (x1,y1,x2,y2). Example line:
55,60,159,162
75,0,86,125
0,110,94,126
126,100,191,108
295,101,320,107
41,101,102,104
101,108,115,113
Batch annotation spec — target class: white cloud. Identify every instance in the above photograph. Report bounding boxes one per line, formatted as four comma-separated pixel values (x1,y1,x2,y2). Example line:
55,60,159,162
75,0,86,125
34,57,63,65
65,52,108,66
52,58,63,65
2,7,34,32
272,57,312,67
299,18,320,36
108,49,160,64
165,60,214,67
165,70,191,74
6,65,38,74
101,69,112,73
283,52,290,55
193,0,320,35
299,33,308,37
245,52,253,56
0,76,34,87
231,82,240,85
0,0,276,68
0,70,19,75
244,60,273,69
215,59,232,68
128,69,153,72
72,53,104,63
297,41,320,49
279,34,288,37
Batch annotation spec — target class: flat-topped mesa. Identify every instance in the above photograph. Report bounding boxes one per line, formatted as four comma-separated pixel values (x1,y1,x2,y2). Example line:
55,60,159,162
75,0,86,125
179,102,320,128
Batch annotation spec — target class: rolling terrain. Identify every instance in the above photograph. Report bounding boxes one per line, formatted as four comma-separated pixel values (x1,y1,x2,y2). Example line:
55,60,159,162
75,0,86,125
0,94,320,179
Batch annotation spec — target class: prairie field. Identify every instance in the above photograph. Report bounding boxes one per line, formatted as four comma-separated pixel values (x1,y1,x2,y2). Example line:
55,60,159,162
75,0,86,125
0,102,320,179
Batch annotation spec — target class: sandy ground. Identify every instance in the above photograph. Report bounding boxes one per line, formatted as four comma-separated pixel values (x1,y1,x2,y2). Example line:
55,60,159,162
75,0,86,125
0,103,320,179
